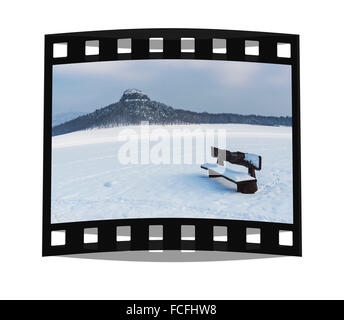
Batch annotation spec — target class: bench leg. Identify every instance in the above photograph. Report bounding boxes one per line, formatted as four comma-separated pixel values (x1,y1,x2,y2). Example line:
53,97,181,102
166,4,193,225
208,169,221,178
237,180,258,194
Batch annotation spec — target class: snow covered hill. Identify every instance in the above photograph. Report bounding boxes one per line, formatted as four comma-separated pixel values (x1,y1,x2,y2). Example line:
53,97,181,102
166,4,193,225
52,89,292,136
51,123,293,224
52,112,87,127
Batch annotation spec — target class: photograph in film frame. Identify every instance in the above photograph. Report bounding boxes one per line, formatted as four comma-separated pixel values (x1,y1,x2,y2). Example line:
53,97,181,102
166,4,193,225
43,29,301,257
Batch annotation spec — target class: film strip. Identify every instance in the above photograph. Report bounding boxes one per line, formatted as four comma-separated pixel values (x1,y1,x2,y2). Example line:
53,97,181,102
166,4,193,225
43,28,301,257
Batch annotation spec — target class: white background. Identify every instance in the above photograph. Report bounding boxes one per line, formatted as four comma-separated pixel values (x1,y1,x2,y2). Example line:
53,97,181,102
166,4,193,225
0,0,343,300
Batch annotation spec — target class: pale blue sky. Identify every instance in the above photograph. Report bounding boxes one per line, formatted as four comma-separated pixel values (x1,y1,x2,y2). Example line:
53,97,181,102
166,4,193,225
53,59,292,116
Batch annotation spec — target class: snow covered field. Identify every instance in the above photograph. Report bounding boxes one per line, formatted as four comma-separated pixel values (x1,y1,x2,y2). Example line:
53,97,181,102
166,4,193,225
51,124,293,224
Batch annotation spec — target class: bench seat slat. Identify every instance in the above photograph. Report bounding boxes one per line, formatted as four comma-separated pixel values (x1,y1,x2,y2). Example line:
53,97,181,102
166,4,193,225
201,163,256,183
200,163,218,170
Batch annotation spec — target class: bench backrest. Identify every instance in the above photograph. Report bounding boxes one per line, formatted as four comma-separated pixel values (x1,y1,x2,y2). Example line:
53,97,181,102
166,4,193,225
211,146,262,177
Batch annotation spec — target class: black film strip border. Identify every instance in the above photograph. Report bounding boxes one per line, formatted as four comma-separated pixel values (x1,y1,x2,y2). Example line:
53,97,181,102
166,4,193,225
45,218,299,256
43,28,301,257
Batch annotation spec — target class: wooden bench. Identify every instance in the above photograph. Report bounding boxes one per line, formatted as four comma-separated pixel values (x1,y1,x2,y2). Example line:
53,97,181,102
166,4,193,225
201,147,262,194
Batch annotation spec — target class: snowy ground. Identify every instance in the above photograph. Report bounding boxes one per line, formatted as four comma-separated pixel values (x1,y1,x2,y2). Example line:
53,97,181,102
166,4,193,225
51,124,293,224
